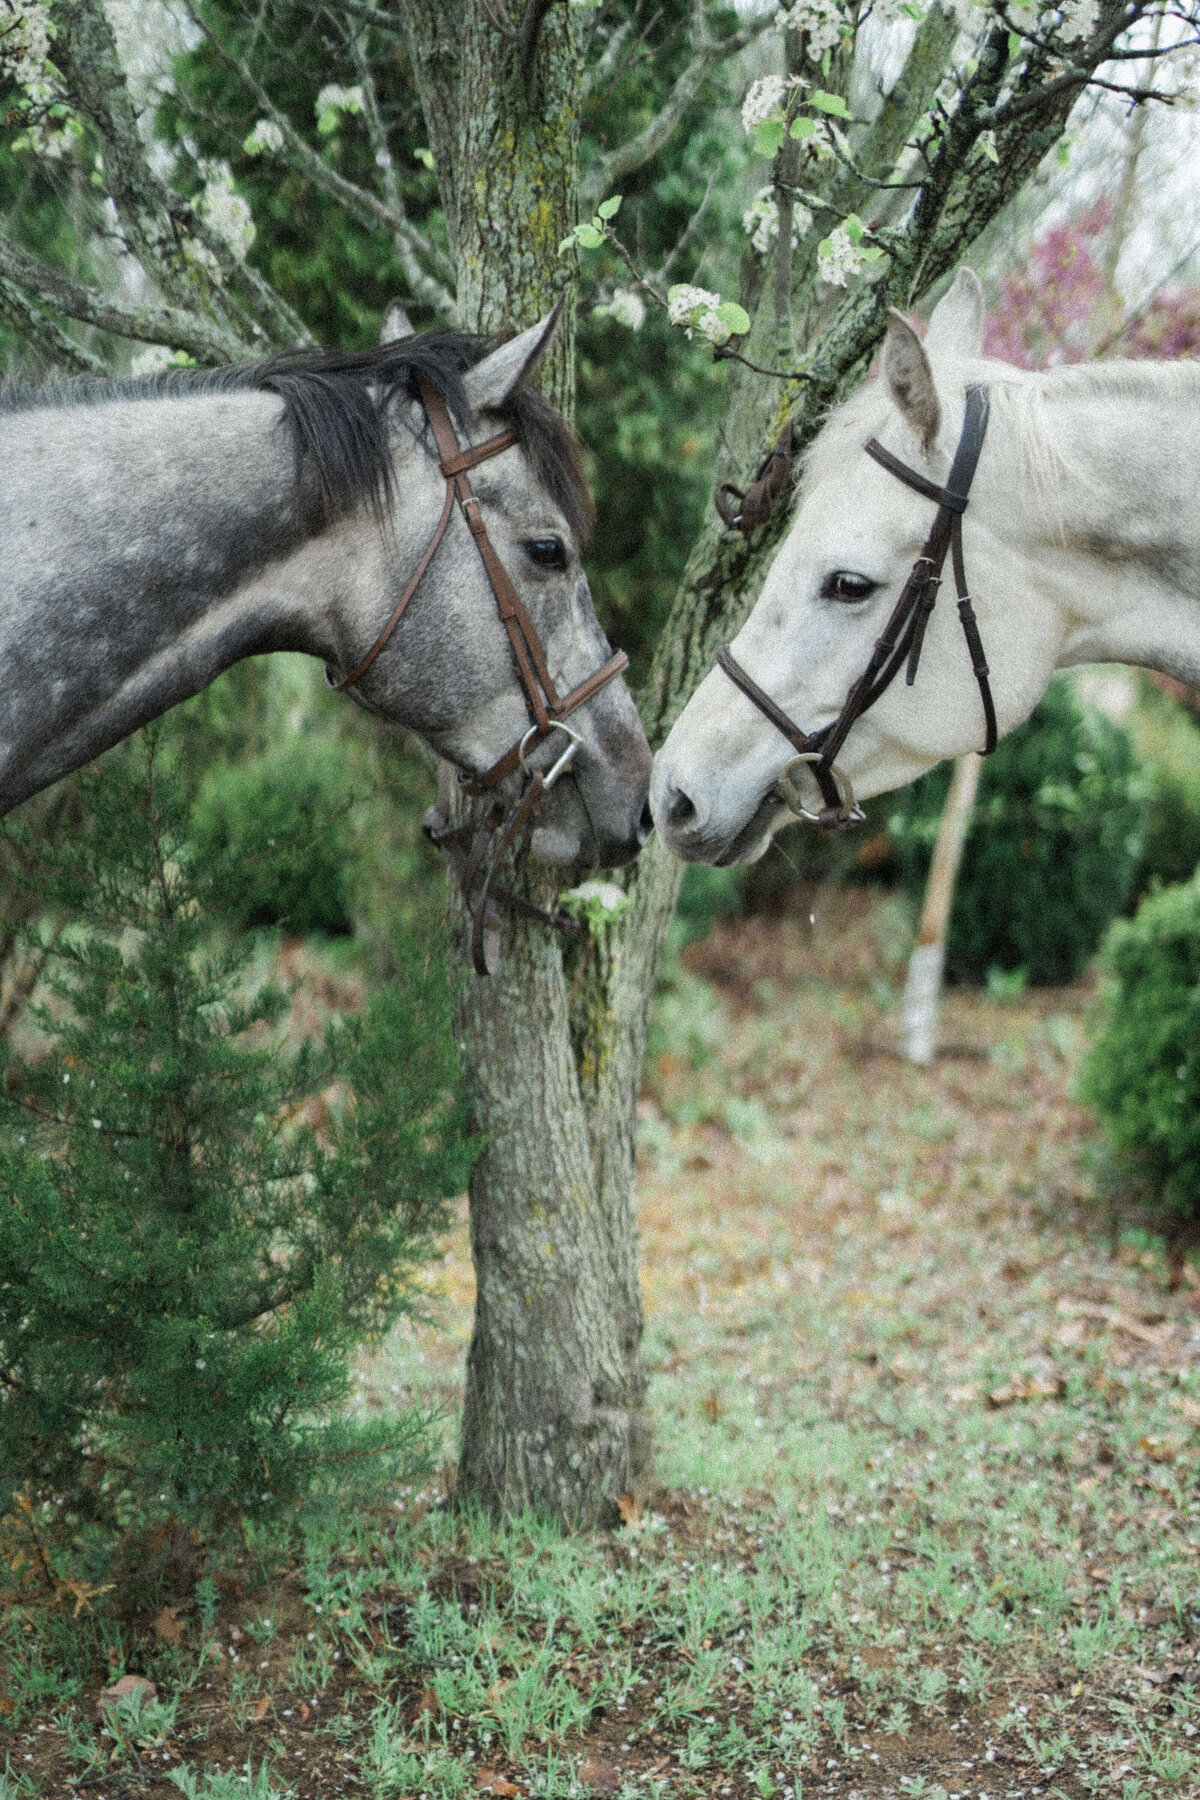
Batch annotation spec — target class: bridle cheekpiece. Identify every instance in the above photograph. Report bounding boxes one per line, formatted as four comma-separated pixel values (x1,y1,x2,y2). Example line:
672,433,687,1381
330,373,628,976
716,383,996,830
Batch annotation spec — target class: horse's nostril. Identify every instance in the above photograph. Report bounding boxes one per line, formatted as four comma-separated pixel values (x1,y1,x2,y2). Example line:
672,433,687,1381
664,783,697,830
637,799,654,846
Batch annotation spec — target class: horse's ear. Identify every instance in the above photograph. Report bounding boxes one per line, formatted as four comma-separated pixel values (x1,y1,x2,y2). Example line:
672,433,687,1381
883,308,940,451
924,266,986,360
380,299,416,344
462,297,564,413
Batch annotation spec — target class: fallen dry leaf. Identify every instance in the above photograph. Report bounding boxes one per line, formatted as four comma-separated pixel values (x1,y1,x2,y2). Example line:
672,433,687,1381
152,1604,187,1647
1170,1394,1200,1425
413,1685,441,1719
98,1674,156,1718
1060,1300,1172,1348
987,1374,1065,1408
251,1696,271,1722
615,1493,641,1526
580,1756,620,1794
476,1772,521,1797
300,1702,310,1722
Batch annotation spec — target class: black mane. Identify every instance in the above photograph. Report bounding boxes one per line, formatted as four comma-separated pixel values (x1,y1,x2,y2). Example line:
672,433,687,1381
1,330,594,544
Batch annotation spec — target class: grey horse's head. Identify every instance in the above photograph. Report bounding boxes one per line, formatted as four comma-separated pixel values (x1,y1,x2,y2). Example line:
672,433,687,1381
297,305,652,870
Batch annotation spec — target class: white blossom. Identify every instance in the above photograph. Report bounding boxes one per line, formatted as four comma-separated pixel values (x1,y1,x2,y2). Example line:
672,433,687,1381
595,287,646,331
743,185,813,256
316,81,364,128
667,283,726,342
778,0,846,62
817,222,867,288
0,0,52,100
741,74,787,134
197,157,255,260
1057,0,1099,40
243,117,284,157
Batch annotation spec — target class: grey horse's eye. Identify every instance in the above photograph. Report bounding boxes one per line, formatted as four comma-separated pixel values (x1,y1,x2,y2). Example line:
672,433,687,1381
524,536,568,571
821,570,878,603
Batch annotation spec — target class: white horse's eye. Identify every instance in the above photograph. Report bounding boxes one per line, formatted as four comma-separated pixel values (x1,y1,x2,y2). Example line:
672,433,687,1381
821,570,878,603
524,535,568,571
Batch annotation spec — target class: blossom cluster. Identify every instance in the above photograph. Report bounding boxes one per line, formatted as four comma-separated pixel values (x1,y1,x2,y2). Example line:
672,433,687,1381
743,186,813,257
0,0,52,101
197,158,255,261
316,82,364,134
817,221,867,288
1057,0,1100,41
593,287,646,331
777,0,846,62
667,284,725,340
243,117,285,157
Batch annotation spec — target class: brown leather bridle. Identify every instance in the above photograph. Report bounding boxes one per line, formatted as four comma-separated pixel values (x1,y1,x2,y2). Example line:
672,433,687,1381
716,384,996,830
330,374,628,975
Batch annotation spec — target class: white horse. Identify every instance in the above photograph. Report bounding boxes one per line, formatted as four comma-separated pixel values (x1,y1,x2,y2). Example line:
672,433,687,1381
652,267,1200,864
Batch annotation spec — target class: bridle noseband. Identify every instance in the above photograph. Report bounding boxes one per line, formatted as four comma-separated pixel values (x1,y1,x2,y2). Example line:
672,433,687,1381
329,374,629,976
717,384,996,830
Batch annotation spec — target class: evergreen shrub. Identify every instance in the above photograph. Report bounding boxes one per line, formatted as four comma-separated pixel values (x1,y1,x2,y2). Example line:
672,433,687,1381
1081,875,1200,1224
189,737,360,935
0,734,473,1599
1125,684,1200,891
888,679,1144,985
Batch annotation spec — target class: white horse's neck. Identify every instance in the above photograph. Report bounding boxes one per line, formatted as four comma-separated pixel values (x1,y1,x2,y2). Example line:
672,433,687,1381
0,389,364,813
975,362,1200,686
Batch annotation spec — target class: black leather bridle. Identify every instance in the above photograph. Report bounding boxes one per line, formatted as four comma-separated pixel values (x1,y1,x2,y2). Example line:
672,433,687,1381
329,374,629,975
716,384,997,829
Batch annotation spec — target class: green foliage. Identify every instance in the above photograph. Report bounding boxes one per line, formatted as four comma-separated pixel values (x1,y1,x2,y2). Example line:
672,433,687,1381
889,680,1145,985
1124,683,1200,891
189,739,362,936
0,733,474,1590
1081,874,1200,1223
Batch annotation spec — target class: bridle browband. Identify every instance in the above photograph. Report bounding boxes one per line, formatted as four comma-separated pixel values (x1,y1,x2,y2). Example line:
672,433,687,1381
716,384,996,830
329,373,628,975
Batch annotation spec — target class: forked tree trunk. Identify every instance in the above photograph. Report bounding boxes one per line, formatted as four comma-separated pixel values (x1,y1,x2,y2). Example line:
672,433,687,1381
396,0,1128,1522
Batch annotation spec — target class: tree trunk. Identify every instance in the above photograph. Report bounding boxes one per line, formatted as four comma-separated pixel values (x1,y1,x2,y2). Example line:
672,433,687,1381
395,0,1137,1523
401,0,655,1521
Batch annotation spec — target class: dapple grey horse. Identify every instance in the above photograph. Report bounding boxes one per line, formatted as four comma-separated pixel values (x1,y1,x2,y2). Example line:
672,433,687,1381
0,307,651,871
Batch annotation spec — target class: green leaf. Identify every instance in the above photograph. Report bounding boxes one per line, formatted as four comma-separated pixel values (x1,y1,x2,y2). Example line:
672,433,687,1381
715,301,751,336
810,90,852,119
752,119,786,158
1008,31,1023,59
817,236,834,256
979,132,999,165
597,194,622,220
963,56,979,77
558,235,579,256
844,213,864,243
790,116,817,140
574,224,604,250
1056,137,1073,169
414,147,435,171
898,1,923,15
861,245,885,264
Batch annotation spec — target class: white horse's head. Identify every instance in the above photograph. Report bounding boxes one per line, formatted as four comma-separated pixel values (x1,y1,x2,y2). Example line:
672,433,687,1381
652,269,1066,864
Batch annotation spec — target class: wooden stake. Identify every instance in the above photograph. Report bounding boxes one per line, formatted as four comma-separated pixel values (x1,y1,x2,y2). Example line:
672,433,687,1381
900,753,983,1065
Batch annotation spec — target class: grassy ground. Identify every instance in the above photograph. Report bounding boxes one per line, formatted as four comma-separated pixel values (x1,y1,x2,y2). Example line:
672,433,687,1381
4,888,1200,1800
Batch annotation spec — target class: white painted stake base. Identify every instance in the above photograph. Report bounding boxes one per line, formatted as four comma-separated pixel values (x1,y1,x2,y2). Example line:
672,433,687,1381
901,941,946,1066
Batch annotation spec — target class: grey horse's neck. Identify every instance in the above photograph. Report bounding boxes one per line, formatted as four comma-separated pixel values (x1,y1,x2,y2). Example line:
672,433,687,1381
0,387,339,815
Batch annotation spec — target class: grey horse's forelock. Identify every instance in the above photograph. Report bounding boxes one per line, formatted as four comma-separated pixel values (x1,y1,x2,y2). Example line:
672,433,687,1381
1,330,595,545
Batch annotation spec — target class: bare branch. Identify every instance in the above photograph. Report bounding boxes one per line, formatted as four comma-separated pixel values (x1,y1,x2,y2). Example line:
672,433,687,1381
0,231,248,363
651,168,717,287
0,278,107,375
348,23,458,318
583,5,776,200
